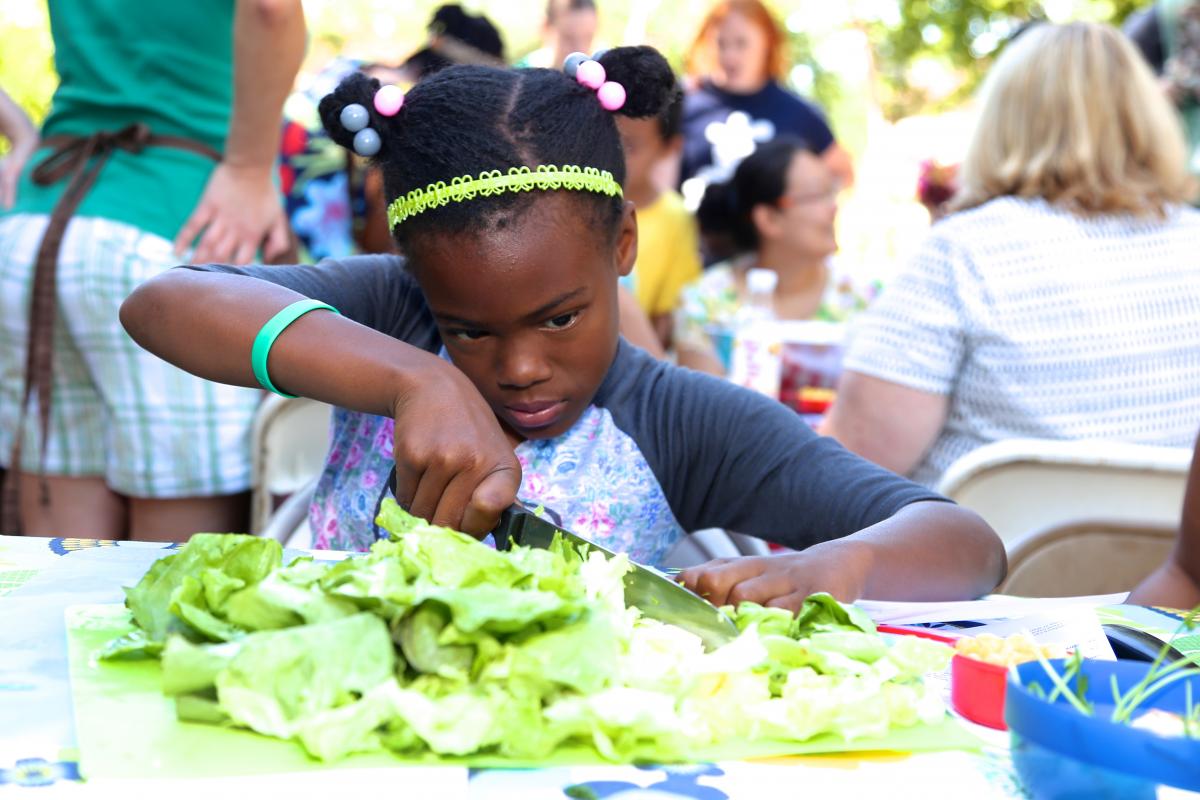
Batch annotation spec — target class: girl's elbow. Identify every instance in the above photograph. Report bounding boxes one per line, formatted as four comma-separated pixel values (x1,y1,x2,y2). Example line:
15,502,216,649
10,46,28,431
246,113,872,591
119,286,149,341
120,271,178,344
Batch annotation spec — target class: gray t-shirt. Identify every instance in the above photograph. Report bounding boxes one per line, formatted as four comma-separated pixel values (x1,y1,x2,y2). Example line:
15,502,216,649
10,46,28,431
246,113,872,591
187,255,945,559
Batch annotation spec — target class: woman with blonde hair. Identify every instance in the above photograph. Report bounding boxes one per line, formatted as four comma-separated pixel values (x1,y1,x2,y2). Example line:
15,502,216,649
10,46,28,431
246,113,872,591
822,22,1200,488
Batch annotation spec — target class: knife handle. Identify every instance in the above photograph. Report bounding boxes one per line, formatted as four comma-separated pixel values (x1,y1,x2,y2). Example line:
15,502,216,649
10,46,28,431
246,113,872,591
491,504,524,550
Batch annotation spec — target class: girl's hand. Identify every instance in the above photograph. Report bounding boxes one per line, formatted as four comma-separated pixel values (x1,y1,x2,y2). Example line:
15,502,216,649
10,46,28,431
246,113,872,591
391,361,522,538
679,540,872,611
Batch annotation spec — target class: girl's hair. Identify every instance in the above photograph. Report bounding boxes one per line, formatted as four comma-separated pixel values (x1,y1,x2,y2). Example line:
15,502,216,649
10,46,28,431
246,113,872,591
686,0,787,82
697,136,814,252
950,21,1195,217
318,46,676,251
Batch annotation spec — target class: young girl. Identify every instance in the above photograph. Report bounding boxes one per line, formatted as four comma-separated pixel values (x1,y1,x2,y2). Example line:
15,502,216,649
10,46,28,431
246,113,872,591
121,46,1005,608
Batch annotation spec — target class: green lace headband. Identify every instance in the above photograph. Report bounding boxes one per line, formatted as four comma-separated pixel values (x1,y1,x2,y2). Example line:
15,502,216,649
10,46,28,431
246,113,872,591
386,164,623,229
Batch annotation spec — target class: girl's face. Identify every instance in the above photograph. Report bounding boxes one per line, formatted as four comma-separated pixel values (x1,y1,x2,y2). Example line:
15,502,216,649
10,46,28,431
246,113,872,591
714,11,771,93
756,151,839,259
412,194,637,442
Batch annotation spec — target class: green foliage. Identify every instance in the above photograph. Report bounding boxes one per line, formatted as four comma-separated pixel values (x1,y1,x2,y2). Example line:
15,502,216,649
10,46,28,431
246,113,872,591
0,1,55,154
862,0,1148,120
0,0,1154,155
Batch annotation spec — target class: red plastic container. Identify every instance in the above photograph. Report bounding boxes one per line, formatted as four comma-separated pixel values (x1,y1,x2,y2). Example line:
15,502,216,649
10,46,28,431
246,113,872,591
951,653,1009,730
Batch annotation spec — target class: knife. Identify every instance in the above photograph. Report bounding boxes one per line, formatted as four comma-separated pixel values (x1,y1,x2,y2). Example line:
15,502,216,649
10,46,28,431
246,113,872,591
492,504,740,651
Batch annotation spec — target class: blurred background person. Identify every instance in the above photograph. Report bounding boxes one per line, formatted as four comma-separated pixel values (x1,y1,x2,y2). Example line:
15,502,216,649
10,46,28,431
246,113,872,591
0,0,305,540
1125,0,1200,193
395,2,506,81
823,22,1200,488
515,0,599,69
0,89,36,212
279,3,506,262
614,72,701,350
675,136,874,376
679,0,853,232
1130,430,1200,609
0,88,38,505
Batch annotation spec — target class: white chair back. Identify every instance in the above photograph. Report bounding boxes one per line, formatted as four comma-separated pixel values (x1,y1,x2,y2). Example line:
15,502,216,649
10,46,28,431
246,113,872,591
661,529,773,569
249,396,333,535
935,439,1191,550
1000,518,1176,597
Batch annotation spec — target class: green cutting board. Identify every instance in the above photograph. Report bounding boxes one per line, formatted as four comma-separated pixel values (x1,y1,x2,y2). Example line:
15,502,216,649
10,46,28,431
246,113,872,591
66,604,982,780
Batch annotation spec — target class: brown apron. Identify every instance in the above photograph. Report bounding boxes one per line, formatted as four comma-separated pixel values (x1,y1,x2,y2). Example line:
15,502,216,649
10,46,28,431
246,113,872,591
1,123,221,533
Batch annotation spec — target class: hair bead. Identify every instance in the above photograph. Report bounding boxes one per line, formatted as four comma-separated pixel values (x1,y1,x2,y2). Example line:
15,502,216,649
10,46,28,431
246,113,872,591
596,81,626,111
563,51,589,78
575,59,606,90
339,103,369,132
373,85,405,116
353,127,381,157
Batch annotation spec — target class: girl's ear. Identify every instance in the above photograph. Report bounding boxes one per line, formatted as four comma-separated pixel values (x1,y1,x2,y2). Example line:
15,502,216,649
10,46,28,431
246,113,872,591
615,201,638,278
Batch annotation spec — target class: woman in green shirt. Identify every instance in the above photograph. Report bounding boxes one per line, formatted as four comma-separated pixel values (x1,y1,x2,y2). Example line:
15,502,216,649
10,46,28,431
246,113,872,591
0,0,305,541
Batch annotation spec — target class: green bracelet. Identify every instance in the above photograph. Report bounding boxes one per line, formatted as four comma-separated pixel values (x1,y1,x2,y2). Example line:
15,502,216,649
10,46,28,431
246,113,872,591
251,299,339,398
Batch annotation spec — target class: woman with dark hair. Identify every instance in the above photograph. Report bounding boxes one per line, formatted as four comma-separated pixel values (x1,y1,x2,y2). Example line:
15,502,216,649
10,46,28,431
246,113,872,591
679,0,853,206
675,136,874,377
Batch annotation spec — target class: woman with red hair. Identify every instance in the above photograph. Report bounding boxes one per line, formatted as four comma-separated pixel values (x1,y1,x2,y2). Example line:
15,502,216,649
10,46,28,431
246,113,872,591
680,0,853,211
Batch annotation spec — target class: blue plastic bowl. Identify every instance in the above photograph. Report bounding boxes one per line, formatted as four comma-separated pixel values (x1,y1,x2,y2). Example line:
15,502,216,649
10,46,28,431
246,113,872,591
1006,659,1200,799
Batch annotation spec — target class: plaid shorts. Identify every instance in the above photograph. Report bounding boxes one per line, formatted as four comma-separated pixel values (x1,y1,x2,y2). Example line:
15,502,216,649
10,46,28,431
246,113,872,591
0,214,262,497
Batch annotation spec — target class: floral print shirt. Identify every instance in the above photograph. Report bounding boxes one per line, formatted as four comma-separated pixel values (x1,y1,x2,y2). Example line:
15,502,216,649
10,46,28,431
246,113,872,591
311,404,687,565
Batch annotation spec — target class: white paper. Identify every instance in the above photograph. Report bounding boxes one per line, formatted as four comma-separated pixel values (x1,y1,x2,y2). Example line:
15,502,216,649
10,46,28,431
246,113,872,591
855,592,1129,625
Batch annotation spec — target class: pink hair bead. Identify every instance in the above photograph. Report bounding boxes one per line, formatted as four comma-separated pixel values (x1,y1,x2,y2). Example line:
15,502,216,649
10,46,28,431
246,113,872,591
575,59,606,90
596,81,626,111
374,84,405,116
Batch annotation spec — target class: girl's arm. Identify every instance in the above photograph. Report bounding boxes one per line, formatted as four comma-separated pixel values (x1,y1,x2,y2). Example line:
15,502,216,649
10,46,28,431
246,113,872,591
120,267,520,535
680,500,1005,607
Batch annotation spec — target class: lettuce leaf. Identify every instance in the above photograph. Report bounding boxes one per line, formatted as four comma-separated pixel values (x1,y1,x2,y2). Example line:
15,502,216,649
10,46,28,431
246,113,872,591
123,534,281,644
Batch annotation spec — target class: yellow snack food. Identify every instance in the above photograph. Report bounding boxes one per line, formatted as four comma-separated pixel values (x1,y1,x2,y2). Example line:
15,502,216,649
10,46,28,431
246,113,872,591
954,633,1063,667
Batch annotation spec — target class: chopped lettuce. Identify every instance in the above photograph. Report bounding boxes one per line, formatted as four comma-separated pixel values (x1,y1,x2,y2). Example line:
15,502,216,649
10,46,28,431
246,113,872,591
104,500,953,763
123,534,281,645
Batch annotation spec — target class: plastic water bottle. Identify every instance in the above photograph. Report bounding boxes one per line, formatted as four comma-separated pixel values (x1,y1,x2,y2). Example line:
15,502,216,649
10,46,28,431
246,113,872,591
744,268,778,322
729,268,783,399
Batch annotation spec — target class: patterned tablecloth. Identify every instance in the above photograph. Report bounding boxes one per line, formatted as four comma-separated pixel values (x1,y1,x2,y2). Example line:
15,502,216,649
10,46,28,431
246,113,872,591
0,535,1034,798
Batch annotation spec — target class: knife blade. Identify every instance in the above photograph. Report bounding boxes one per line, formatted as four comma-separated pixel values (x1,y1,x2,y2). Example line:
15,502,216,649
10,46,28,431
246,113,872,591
493,504,740,651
